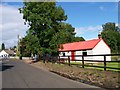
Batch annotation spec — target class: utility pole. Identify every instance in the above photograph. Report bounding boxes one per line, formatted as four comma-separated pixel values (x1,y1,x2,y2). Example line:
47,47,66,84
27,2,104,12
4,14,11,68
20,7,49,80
17,35,19,53
17,35,22,60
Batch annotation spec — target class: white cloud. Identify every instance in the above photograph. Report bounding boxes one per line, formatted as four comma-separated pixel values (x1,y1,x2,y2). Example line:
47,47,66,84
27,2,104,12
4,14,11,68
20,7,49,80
0,4,28,48
75,25,102,40
116,23,120,27
75,25,102,35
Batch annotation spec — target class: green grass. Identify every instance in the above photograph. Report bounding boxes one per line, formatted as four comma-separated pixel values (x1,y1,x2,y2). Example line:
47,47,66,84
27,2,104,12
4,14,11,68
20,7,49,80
98,62,120,68
69,61,82,65
97,62,120,72
65,61,120,72
107,62,120,68
111,56,120,61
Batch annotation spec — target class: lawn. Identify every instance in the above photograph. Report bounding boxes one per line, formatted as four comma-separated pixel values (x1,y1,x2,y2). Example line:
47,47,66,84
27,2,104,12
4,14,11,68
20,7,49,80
97,62,120,71
106,62,120,68
66,61,120,72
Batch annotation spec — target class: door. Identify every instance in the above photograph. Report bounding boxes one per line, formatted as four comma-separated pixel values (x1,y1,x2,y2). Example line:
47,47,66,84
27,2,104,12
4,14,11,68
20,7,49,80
71,51,75,61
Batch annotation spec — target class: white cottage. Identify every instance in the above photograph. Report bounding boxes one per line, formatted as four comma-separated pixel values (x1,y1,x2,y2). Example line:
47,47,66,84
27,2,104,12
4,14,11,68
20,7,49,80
0,49,15,59
59,37,111,61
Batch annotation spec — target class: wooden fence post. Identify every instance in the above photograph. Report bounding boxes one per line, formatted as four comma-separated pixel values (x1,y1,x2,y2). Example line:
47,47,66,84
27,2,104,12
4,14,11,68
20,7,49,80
82,56,84,68
43,59,45,63
51,56,53,64
104,55,106,71
68,56,70,66
58,56,60,64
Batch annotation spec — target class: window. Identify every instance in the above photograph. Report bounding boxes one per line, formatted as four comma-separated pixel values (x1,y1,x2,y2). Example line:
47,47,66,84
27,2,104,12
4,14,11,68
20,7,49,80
63,52,65,56
82,51,87,56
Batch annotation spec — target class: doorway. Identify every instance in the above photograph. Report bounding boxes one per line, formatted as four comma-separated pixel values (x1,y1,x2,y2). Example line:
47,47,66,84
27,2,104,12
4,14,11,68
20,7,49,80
71,51,75,61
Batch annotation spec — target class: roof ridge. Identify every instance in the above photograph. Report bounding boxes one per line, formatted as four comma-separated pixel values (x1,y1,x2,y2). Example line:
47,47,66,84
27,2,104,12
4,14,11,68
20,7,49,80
59,38,102,51
61,38,100,45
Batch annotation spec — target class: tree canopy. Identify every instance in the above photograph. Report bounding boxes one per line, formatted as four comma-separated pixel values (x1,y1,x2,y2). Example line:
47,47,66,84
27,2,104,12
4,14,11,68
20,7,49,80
19,2,85,56
73,36,85,42
1,43,5,50
101,22,120,53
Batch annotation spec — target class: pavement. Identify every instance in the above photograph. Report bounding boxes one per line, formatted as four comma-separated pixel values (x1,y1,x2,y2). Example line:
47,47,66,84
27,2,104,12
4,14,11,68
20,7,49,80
2,59,103,89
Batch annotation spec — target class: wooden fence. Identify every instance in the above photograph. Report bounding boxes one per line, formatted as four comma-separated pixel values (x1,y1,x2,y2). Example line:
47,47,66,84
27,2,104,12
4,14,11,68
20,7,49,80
58,54,120,71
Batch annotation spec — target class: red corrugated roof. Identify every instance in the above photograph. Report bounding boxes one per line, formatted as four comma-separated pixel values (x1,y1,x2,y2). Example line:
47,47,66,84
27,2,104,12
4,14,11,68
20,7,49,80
59,39,102,51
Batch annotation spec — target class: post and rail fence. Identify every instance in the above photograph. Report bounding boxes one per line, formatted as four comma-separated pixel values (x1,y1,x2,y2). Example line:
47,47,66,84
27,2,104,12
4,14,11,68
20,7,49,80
58,54,120,71
42,54,120,71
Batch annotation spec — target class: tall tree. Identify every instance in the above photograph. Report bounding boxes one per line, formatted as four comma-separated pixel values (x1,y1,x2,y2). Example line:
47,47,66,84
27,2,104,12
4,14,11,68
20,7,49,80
1,43,5,50
102,23,116,31
24,30,40,56
101,22,120,53
19,2,76,55
73,36,85,42
48,22,76,54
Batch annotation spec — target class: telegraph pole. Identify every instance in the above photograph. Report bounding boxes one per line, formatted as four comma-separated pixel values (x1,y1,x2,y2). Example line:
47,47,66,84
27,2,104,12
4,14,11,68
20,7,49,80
17,35,22,60
17,35,19,53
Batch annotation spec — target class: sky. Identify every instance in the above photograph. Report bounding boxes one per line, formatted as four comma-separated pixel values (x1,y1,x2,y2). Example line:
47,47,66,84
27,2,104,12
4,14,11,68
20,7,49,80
0,1,118,48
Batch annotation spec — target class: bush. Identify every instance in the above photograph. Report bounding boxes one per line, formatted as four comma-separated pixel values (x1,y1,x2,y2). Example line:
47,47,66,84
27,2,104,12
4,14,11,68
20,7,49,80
111,56,119,61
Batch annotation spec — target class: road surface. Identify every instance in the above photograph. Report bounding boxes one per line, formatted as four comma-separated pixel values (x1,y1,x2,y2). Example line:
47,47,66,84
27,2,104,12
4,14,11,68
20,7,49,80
2,59,102,88
0,60,2,90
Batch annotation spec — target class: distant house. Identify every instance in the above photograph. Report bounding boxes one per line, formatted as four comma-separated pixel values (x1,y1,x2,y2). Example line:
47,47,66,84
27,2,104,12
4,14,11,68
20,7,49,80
59,35,111,61
0,49,16,59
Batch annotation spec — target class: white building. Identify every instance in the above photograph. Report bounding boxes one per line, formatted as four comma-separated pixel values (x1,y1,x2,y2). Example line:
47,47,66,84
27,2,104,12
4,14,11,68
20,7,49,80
0,49,16,59
59,37,111,61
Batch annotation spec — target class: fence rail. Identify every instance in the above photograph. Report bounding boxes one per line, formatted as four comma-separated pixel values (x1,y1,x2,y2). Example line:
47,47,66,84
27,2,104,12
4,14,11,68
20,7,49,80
58,54,120,71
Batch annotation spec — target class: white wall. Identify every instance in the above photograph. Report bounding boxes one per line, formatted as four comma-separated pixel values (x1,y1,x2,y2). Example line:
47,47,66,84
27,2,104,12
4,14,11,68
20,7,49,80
93,39,111,61
0,50,9,59
59,50,94,60
75,50,94,60
59,39,111,61
74,51,82,60
59,52,70,59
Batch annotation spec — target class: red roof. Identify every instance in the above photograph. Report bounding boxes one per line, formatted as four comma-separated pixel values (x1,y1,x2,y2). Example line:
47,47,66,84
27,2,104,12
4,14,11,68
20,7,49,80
59,39,102,52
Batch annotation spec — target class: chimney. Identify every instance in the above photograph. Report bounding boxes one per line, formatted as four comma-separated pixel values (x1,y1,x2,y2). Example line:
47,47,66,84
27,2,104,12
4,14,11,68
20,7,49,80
98,31,102,39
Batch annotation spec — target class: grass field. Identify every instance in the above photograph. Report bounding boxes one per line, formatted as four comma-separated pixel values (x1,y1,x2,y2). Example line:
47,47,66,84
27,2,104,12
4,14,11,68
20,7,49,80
66,61,120,72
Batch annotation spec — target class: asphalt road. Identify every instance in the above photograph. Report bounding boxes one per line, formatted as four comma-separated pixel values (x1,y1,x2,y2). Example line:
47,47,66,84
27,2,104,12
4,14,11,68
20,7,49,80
0,72,1,90
2,59,102,88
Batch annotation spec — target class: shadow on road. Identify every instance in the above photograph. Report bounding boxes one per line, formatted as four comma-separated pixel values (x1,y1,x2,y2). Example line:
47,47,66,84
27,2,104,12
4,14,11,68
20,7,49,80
1,64,14,71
